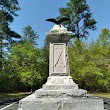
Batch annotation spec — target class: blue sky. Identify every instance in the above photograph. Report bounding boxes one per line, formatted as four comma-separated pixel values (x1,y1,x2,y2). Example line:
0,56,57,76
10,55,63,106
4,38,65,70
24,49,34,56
10,0,110,47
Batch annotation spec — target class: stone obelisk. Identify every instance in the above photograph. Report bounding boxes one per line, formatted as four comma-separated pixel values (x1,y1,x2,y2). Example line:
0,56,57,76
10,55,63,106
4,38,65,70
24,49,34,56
18,25,104,110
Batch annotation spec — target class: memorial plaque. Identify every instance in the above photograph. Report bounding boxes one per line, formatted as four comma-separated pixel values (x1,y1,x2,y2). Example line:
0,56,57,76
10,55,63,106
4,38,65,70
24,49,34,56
53,44,65,73
49,42,70,76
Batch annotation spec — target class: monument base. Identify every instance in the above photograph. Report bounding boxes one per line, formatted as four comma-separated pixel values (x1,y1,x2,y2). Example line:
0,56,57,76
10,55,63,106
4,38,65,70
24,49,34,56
18,94,104,110
35,89,87,98
18,76,104,110
18,25,104,110
42,76,78,90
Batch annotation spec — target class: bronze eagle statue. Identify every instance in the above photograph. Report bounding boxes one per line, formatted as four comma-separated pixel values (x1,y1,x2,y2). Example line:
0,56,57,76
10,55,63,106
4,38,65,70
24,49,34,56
45,17,70,26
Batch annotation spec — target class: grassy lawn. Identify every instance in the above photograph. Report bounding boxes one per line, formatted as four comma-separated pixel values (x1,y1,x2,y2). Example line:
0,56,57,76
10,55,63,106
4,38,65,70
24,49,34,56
91,93,110,98
0,92,110,103
0,92,32,102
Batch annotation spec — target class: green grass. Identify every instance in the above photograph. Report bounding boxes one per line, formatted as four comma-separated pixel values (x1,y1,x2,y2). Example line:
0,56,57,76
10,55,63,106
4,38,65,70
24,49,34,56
0,92,110,103
0,92,32,102
91,93,110,98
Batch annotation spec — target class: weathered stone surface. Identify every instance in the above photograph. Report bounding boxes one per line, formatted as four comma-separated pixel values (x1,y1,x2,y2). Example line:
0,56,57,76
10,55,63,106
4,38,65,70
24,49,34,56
18,25,104,110
35,89,87,98
19,94,104,110
42,76,78,90
48,25,71,76
46,25,72,43
49,43,70,76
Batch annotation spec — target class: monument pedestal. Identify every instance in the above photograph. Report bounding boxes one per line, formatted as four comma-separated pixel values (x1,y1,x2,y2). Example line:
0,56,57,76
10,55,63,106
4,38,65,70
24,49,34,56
35,76,87,98
18,25,104,110
43,76,78,90
19,75,104,110
19,94,104,110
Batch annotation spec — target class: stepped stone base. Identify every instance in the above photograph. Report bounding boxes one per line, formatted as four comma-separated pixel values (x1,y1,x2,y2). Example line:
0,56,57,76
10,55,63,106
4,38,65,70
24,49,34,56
18,94,104,110
18,76,104,110
35,89,87,98
42,76,78,90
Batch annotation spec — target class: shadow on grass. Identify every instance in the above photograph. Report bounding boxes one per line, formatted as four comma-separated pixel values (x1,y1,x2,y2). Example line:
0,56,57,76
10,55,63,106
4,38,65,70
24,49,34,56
0,92,32,104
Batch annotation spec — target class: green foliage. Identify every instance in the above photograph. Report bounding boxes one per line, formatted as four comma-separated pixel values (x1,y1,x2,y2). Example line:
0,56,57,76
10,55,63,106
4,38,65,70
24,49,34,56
0,0,20,73
21,26,39,45
0,57,21,92
0,25,49,92
0,0,20,41
69,28,110,92
0,1,110,93
7,26,45,92
58,0,97,40
2,27,110,92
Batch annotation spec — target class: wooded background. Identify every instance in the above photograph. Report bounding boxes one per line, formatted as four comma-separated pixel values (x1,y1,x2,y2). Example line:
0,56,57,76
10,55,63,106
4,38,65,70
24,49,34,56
0,0,110,92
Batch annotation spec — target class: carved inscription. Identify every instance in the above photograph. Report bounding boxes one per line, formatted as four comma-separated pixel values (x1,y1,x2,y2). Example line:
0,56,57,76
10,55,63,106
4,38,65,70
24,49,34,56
53,44,66,73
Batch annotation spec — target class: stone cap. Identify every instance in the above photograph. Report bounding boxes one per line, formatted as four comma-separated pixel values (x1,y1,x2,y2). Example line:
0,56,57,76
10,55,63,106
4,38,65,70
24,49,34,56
46,25,72,43
49,25,67,33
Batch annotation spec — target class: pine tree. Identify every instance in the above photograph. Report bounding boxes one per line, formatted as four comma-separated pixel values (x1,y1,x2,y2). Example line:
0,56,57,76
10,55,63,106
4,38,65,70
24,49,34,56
0,0,20,72
9,26,43,92
58,0,97,41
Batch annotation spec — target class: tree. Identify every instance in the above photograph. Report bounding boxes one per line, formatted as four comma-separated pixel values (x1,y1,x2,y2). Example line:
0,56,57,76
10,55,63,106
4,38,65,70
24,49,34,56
21,26,38,45
10,42,43,92
96,28,110,91
0,57,21,92
58,0,97,41
0,0,20,72
69,29,110,92
8,26,44,92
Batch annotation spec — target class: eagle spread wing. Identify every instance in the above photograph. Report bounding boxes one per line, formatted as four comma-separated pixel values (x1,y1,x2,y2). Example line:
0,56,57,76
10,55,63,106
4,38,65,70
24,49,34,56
45,18,59,24
57,18,70,24
45,17,70,25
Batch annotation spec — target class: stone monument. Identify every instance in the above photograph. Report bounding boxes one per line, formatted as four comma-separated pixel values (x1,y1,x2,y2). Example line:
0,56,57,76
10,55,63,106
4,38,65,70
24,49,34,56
18,25,104,110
